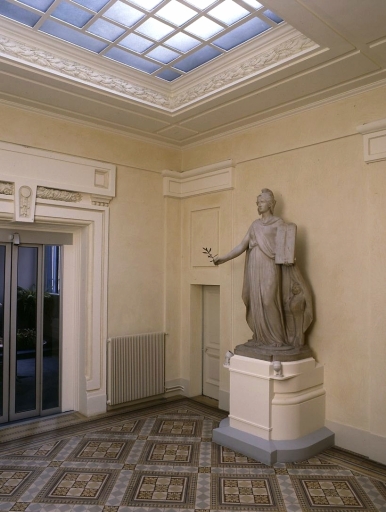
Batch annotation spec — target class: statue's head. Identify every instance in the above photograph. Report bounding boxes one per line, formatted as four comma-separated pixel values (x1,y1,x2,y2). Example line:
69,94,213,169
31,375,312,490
257,188,276,213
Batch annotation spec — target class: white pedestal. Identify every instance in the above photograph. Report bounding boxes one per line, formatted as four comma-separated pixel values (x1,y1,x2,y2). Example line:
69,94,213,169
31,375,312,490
213,355,334,464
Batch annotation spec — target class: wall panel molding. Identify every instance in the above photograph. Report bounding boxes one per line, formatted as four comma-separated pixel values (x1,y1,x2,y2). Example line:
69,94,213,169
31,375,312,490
357,118,386,163
162,160,234,198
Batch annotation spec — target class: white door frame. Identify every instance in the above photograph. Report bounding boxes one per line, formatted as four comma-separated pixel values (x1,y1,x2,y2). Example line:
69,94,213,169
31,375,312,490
0,140,115,417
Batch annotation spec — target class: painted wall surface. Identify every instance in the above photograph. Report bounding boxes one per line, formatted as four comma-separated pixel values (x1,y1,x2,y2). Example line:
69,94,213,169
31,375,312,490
0,103,182,385
180,84,386,461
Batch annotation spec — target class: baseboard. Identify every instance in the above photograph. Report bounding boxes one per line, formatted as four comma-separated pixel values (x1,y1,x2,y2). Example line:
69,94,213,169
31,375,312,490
165,378,190,397
326,419,386,465
219,389,230,412
83,393,107,417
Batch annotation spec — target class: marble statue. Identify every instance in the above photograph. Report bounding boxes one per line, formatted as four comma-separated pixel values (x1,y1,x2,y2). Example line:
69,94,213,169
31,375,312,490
214,189,313,360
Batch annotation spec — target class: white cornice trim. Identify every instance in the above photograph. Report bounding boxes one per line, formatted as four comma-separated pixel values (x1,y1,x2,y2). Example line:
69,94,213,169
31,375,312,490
357,117,386,163
184,76,386,150
0,98,181,152
357,118,386,134
162,160,234,198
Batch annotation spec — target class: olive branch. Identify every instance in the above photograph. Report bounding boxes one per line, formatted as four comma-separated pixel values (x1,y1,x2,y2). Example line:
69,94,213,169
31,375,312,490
202,247,217,264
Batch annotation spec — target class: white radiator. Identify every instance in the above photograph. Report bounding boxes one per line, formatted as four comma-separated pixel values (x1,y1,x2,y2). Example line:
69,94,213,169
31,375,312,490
107,332,165,405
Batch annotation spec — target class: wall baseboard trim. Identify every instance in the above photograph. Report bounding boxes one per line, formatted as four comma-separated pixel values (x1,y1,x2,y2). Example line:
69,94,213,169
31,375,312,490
165,379,190,397
219,389,230,412
325,419,386,465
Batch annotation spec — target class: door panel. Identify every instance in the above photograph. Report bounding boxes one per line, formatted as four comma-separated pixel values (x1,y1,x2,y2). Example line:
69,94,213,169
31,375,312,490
202,285,220,400
0,244,11,423
10,245,42,421
0,237,62,424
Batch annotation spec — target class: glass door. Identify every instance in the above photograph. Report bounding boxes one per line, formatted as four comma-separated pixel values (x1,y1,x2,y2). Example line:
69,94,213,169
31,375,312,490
0,240,62,423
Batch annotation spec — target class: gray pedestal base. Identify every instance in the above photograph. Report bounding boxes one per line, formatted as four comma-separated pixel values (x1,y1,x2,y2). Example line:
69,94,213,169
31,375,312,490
213,418,335,465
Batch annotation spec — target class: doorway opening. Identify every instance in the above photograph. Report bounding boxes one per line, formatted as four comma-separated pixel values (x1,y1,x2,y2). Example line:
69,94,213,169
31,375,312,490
202,285,220,400
0,234,66,423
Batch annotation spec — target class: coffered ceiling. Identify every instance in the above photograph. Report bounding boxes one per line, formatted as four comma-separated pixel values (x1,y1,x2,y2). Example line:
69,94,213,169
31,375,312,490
0,0,386,146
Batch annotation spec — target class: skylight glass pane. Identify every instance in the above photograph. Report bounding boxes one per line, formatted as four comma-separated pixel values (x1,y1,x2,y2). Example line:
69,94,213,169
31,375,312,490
185,17,223,39
119,33,154,53
146,46,180,64
174,45,221,72
40,19,108,52
263,10,283,23
72,0,109,12
104,47,161,73
156,69,181,81
87,18,125,41
127,0,163,10
208,0,249,25
136,18,174,41
18,0,54,12
241,0,263,8
51,2,93,28
184,0,216,8
0,1,41,27
104,1,144,28
156,0,197,27
213,17,270,50
164,32,200,52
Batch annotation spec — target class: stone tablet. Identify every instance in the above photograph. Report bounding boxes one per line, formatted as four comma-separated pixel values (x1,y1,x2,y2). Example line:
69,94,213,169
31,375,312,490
275,222,296,264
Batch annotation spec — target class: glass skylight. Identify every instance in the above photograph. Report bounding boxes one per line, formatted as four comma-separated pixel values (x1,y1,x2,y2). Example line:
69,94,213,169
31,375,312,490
156,1,197,27
185,17,223,39
208,0,249,25
0,0,286,82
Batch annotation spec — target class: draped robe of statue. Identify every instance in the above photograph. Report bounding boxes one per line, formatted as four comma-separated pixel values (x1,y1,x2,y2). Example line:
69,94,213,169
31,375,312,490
242,217,312,347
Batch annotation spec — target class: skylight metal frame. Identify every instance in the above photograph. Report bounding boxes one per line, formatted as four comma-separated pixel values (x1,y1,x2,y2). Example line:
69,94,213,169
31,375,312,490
1,0,283,81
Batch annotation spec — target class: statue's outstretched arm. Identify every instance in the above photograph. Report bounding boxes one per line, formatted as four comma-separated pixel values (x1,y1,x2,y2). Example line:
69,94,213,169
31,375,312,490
214,232,249,265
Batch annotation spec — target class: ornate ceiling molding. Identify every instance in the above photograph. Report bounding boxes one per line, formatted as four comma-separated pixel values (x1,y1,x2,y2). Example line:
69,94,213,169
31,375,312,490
170,34,317,109
0,35,171,109
0,31,317,112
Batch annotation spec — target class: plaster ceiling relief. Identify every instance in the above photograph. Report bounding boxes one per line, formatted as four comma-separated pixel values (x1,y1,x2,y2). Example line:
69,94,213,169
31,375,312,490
0,0,386,145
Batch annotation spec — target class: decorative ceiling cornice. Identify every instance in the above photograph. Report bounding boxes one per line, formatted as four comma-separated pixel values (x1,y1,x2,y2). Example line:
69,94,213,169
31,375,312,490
0,30,317,112
0,35,171,109
170,33,317,109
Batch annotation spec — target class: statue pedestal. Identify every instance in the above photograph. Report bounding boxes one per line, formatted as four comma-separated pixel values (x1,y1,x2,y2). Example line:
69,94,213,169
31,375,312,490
213,355,334,464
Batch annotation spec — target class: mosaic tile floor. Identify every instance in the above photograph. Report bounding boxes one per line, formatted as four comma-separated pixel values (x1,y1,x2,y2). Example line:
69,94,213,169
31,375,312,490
0,398,385,511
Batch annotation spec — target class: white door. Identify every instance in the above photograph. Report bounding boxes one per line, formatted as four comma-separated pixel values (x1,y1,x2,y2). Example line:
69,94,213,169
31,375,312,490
202,285,220,400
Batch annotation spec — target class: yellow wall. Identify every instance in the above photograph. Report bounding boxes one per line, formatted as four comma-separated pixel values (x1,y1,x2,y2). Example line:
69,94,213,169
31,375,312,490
0,103,182,383
180,84,386,454
1,81,386,459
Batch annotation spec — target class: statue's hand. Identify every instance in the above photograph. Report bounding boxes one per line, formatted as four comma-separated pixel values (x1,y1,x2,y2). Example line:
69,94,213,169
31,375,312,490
213,255,222,265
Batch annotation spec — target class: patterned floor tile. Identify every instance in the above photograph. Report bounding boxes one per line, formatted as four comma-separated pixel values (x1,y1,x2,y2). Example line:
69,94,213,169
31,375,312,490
0,399,386,512
0,467,44,502
137,441,200,466
212,444,268,468
0,441,68,462
67,440,133,464
92,420,144,436
33,468,120,506
121,471,197,509
290,474,379,511
211,473,286,510
150,418,203,438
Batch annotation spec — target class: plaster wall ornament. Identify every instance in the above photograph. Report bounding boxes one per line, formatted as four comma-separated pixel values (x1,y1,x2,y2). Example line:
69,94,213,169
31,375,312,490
14,182,37,222
19,186,32,218
0,36,171,109
214,189,313,362
0,181,14,195
0,32,317,111
91,194,111,206
37,186,82,202
170,34,317,109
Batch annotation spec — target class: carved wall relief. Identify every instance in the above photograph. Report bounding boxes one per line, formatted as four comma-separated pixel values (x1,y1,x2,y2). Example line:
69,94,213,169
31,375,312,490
37,187,82,202
0,182,14,195
19,186,33,219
